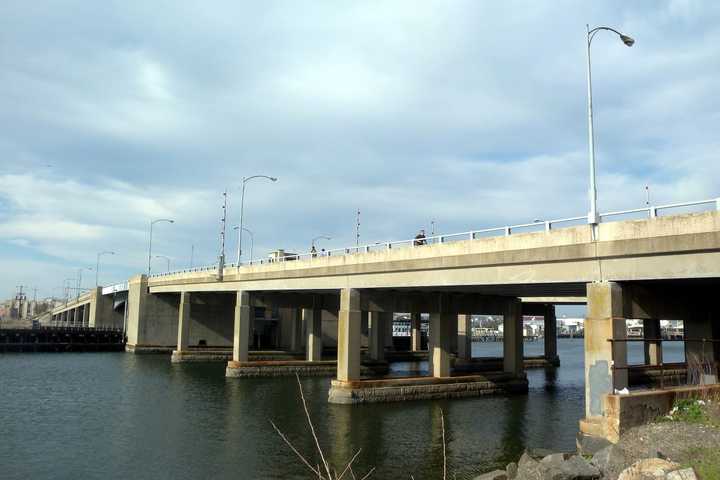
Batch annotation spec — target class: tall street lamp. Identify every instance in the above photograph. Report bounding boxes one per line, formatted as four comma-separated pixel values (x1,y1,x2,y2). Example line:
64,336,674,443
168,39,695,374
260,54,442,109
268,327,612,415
96,251,115,287
586,25,634,225
237,175,277,267
234,226,254,263
154,255,171,273
148,218,174,275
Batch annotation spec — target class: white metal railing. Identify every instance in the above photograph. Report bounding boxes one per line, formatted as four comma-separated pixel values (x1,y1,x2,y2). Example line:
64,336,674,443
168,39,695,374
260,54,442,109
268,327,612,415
147,197,720,279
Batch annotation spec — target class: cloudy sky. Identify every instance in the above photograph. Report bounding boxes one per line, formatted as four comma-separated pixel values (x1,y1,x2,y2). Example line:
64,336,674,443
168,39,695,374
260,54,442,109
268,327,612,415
1,1,719,301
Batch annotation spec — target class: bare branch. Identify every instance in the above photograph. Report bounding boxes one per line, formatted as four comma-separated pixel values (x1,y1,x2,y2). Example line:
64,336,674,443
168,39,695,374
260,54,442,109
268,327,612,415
337,449,363,480
441,409,447,480
296,374,333,480
359,467,376,480
269,420,324,479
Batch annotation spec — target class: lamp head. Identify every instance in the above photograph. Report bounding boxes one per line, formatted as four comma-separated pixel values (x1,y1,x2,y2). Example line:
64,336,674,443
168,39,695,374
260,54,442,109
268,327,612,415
270,177,278,182
620,34,635,47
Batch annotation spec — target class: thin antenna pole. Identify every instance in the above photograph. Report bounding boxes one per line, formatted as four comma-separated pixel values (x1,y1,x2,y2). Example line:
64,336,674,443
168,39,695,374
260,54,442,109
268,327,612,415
356,209,361,247
218,190,227,279
645,185,650,206
190,244,195,269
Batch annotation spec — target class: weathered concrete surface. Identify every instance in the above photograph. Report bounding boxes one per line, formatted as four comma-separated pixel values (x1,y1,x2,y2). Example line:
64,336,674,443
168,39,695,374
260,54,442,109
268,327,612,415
327,374,528,404
603,384,720,443
225,360,375,377
126,275,180,351
147,211,720,294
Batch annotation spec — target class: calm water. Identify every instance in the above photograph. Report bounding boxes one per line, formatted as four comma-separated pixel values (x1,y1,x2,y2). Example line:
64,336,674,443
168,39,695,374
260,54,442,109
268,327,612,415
0,339,684,480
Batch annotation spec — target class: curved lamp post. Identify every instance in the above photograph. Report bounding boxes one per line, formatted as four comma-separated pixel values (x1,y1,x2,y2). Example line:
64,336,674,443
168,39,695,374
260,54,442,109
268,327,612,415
95,251,115,287
586,25,634,225
154,255,171,273
311,235,331,249
237,175,277,267
148,218,174,275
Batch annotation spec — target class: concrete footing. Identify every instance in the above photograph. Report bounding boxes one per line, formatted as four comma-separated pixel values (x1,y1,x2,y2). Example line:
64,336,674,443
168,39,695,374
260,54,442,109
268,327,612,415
171,349,305,363
126,344,175,354
327,373,528,404
454,355,560,372
225,360,378,377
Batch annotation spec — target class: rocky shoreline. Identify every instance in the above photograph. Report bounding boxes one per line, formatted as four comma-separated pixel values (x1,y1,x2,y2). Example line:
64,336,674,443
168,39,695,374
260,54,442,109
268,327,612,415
474,421,720,480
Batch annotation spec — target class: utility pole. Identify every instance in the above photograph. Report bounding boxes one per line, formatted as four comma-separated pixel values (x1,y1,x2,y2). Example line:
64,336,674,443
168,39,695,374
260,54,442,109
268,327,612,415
356,209,361,248
190,244,195,269
645,185,650,206
217,190,227,280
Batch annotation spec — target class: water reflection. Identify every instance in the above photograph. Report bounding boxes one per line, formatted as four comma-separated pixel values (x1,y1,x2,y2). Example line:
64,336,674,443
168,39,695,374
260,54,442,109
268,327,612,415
1,340,591,480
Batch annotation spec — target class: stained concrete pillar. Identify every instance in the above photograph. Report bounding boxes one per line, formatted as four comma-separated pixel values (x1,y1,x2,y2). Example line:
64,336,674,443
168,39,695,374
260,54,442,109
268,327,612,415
429,311,454,378
384,313,394,350
411,313,422,351
304,308,322,361
503,299,524,376
544,304,558,362
457,314,472,361
685,309,719,384
177,292,191,352
232,291,251,362
584,281,628,419
368,311,388,361
643,319,663,366
337,288,361,382
290,308,303,352
82,304,90,327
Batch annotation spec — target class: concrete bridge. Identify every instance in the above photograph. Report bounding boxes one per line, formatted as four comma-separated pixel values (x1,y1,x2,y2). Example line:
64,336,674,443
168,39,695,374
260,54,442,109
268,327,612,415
52,200,720,445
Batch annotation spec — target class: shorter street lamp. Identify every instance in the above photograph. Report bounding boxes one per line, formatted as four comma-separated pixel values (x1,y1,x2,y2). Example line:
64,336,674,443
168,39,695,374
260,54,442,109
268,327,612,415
233,226,254,264
237,175,277,266
76,267,93,301
311,235,331,250
154,255,171,273
96,251,115,287
148,218,174,275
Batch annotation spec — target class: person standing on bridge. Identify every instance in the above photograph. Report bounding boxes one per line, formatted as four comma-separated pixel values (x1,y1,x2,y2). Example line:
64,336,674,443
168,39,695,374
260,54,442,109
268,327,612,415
414,229,427,246
311,245,317,258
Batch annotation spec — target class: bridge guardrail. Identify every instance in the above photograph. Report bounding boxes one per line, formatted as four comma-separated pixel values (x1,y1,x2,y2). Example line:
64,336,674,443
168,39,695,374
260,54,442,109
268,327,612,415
147,196,720,278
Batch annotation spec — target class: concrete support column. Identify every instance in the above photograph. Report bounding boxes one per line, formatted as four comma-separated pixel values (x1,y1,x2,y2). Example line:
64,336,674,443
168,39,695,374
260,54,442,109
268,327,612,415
177,292,191,352
384,313,394,350
232,291,251,362
685,309,719,384
304,308,323,361
82,305,90,327
584,281,628,419
457,314,472,361
429,311,454,378
643,319,663,366
503,299,524,376
544,304,558,362
290,308,303,352
337,288,361,382
368,311,388,361
411,313,422,351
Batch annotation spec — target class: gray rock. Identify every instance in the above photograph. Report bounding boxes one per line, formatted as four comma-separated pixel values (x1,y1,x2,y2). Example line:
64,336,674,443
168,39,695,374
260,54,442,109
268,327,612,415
577,432,613,456
667,468,698,480
473,469,508,480
560,456,602,480
591,445,631,480
506,462,518,480
518,452,544,480
541,453,571,467
528,447,558,459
